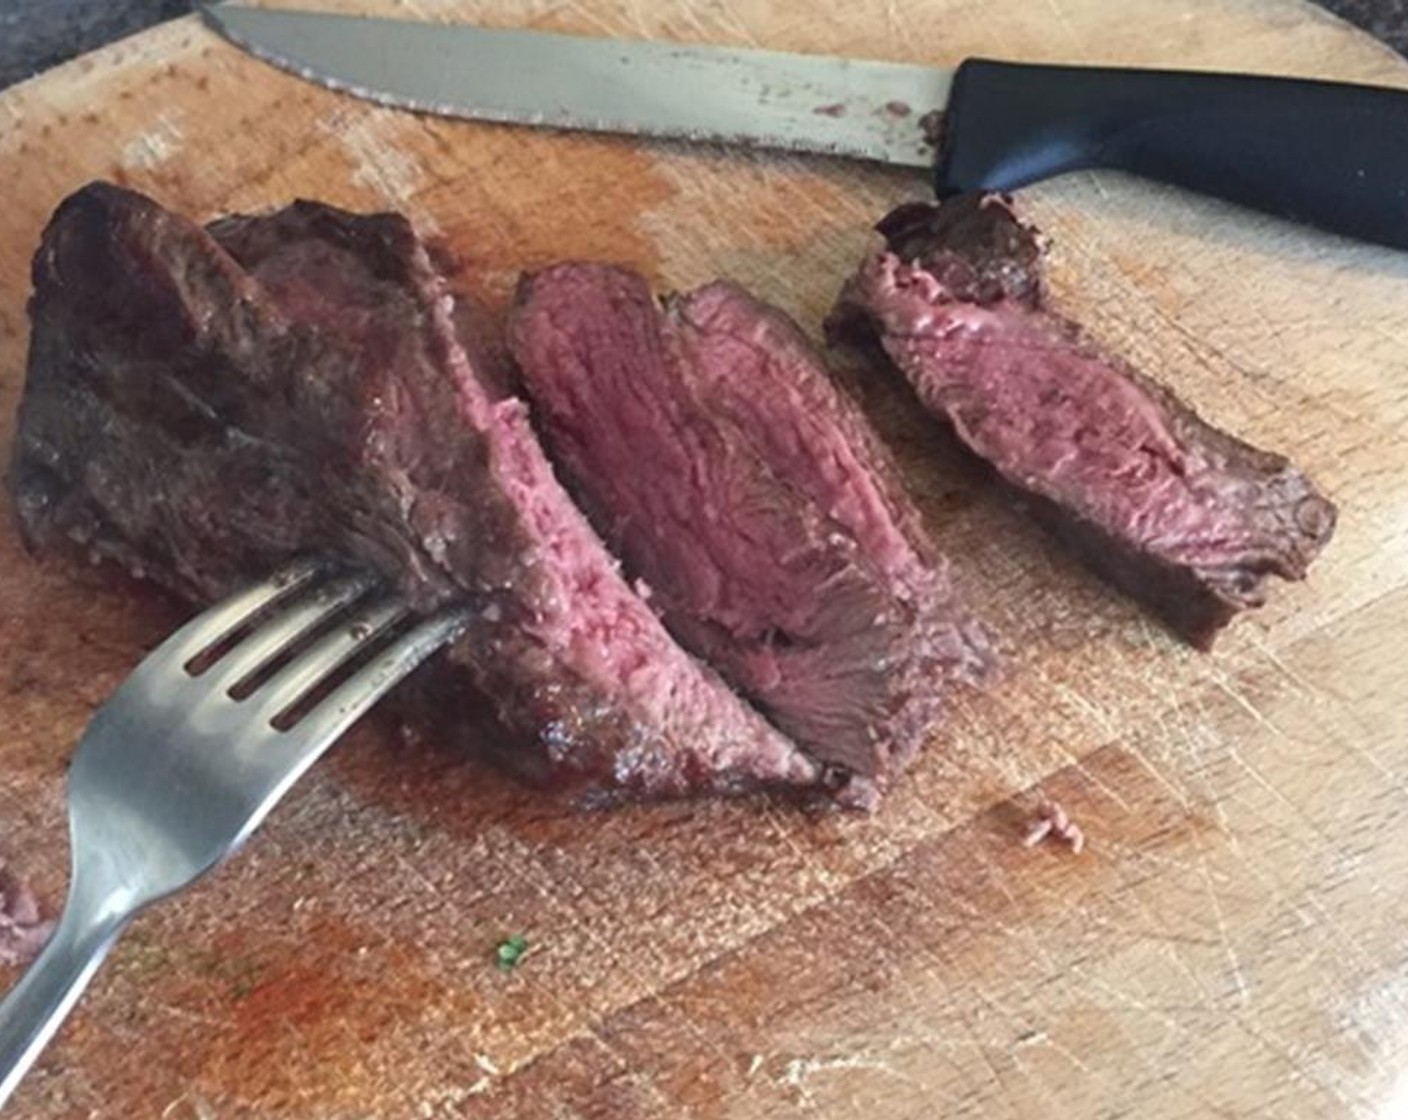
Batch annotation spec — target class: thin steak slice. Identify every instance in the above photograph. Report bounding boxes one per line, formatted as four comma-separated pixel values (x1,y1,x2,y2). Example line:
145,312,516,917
828,194,1337,647
8,182,822,805
510,264,995,800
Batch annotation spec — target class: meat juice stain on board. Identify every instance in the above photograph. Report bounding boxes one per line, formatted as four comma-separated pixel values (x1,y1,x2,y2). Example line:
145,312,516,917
190,917,447,1112
325,713,554,846
416,128,677,304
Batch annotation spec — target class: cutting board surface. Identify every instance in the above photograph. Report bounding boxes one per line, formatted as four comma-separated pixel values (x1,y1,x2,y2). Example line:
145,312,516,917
2,2,1407,1117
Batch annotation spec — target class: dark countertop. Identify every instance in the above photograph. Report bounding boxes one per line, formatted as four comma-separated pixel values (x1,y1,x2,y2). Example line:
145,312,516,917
1,0,1407,89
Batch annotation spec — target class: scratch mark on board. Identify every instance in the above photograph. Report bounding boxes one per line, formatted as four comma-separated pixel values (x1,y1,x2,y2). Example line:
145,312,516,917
320,108,439,230
1206,672,1289,743
120,108,187,170
1222,736,1337,852
563,0,633,36
1042,0,1085,51
1339,963,1408,1062
1232,1014,1370,1113
1240,632,1322,697
778,1051,918,1109
1080,971,1191,1042
711,0,762,47
1195,854,1251,1007
882,0,910,48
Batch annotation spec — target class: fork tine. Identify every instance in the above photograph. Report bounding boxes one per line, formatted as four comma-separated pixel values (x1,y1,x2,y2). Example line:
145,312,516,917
215,605,470,859
140,558,328,671
266,606,471,745
282,607,470,740
199,570,379,696
245,596,413,725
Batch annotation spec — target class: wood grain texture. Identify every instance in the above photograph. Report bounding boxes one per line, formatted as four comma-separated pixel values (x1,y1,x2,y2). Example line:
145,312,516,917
1,1,1406,1116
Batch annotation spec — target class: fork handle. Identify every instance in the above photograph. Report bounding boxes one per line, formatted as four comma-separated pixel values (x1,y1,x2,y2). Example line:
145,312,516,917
0,898,129,1108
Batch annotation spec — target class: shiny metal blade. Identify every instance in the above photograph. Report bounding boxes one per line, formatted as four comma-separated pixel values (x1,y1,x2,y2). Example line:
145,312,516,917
199,4,949,168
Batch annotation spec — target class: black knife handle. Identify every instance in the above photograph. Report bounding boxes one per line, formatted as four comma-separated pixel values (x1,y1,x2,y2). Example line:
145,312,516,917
935,58,1408,250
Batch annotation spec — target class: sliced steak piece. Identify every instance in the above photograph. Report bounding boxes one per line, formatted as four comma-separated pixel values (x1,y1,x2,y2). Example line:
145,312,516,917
8,182,822,805
828,194,1337,648
510,264,996,799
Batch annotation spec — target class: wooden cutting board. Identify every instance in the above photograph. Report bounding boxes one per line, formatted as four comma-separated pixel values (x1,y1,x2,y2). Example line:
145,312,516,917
2,1,1407,1116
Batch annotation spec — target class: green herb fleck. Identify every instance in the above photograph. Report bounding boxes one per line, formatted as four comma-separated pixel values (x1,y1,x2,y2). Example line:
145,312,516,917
495,934,530,971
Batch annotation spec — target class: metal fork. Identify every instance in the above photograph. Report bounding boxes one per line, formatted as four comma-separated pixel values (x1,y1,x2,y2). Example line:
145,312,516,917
0,558,468,1108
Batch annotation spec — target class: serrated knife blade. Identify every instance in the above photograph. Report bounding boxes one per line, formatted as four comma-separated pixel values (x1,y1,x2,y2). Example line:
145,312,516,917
198,4,947,168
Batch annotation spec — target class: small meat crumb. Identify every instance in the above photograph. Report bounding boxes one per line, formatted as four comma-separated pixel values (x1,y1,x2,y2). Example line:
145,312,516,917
1023,800,1084,854
0,860,54,966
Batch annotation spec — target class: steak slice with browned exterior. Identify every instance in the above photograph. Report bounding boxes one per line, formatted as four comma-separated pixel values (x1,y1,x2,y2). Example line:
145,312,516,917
828,194,1337,648
7,183,823,806
511,265,996,801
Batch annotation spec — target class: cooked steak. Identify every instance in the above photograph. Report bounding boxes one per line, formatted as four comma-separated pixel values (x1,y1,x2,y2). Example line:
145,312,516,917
510,264,995,798
828,194,1337,647
8,183,824,805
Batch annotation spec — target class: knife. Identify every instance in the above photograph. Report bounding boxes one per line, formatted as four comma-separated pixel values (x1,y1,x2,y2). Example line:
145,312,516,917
199,3,1408,250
